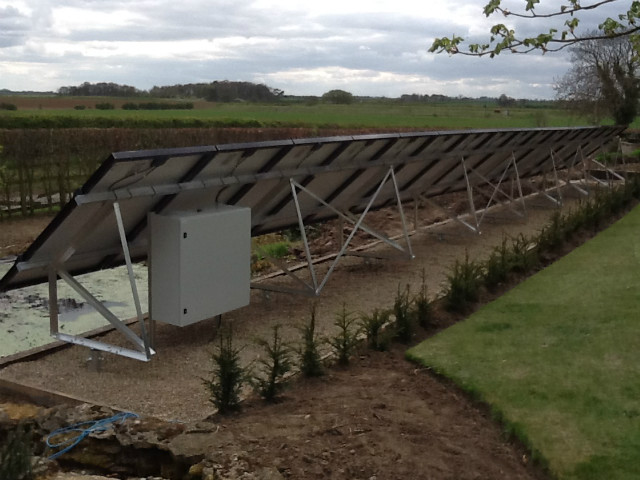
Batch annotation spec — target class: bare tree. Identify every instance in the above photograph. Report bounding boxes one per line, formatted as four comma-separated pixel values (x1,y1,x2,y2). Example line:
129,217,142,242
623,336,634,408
555,33,640,125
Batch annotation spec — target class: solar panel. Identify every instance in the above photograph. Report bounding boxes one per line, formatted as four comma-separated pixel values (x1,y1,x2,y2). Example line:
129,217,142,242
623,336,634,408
0,126,623,292
0,126,624,360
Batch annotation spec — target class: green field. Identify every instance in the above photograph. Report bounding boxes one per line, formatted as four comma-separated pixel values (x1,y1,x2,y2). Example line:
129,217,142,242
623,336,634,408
0,97,601,129
407,205,640,479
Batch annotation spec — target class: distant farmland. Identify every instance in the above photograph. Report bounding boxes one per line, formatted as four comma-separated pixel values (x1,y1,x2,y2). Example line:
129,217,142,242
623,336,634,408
0,95,605,130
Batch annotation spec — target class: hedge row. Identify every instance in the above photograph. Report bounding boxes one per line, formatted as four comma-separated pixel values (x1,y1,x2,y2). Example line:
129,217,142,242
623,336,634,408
0,126,392,217
0,116,268,129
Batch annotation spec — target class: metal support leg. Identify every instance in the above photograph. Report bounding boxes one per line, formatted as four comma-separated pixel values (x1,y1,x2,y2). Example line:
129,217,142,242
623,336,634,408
251,179,322,296
511,152,527,220
55,269,154,361
473,154,526,226
291,180,320,293
424,154,527,234
564,148,589,196
390,168,414,259
45,201,154,362
616,138,628,182
549,149,564,206
114,202,151,360
48,268,59,336
579,147,592,195
532,151,563,207
461,157,480,232
317,168,395,293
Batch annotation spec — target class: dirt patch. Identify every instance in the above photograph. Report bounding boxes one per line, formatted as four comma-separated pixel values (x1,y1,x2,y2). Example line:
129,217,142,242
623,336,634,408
206,342,547,480
0,214,54,259
2,344,548,480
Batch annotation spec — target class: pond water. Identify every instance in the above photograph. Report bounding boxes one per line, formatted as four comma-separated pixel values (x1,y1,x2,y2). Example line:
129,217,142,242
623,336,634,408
0,261,148,358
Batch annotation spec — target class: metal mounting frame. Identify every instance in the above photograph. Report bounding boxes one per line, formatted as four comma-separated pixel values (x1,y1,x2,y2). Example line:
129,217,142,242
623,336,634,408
1,127,626,362
537,148,564,207
3,126,626,294
588,145,626,187
418,154,526,235
250,166,414,296
47,202,154,362
562,147,591,197
523,145,626,206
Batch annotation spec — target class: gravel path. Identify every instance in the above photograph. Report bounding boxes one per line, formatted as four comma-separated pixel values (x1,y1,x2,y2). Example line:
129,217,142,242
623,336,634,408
0,195,576,422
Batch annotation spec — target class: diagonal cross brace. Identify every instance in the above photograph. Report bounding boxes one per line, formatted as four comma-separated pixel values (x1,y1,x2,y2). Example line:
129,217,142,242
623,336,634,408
533,149,563,207
47,202,154,362
253,167,413,296
562,147,590,196
467,153,527,226
560,145,624,196
422,155,526,235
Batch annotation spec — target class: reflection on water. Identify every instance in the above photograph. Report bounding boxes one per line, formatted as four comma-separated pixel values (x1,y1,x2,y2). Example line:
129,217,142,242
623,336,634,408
0,263,148,358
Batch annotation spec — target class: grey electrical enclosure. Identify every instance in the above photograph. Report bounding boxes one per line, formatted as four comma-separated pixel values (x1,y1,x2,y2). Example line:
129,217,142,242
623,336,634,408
149,205,251,327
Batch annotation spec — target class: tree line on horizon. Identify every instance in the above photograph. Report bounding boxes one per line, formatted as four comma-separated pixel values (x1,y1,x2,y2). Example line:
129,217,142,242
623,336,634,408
55,80,284,103
47,81,553,106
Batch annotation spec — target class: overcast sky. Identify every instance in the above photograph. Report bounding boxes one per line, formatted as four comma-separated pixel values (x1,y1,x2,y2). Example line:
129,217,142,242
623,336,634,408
0,0,623,99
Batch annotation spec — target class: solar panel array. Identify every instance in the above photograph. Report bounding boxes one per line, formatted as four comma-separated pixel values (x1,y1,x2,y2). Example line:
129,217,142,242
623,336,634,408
0,126,624,291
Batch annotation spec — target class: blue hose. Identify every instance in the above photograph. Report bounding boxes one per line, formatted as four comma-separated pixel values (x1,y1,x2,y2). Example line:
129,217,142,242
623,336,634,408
46,411,139,460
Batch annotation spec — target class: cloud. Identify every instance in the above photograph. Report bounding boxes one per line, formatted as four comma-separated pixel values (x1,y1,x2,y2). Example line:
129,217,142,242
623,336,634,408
0,0,626,98
0,6,31,47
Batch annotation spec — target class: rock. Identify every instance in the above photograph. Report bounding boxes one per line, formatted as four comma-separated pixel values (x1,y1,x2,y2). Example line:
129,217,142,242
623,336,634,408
188,461,205,477
0,408,11,427
124,416,187,444
62,445,116,472
32,456,58,478
202,466,216,480
3,401,287,480
257,466,285,480
47,474,114,480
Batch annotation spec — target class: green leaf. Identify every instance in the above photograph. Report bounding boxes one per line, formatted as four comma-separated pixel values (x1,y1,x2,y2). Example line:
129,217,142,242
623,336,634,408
599,18,623,35
525,0,540,12
490,23,507,35
565,17,579,31
429,35,463,54
483,0,502,17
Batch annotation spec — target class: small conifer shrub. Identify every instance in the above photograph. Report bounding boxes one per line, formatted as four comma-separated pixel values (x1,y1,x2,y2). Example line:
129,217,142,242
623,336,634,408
298,304,324,377
328,304,360,365
254,325,293,402
202,328,247,414
360,308,391,351
0,422,33,480
394,284,415,343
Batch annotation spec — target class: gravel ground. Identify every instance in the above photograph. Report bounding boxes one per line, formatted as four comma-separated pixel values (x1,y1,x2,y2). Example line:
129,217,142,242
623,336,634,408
0,195,578,422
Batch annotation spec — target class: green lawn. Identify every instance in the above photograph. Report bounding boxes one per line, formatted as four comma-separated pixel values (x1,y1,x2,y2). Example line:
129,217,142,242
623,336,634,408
407,205,640,480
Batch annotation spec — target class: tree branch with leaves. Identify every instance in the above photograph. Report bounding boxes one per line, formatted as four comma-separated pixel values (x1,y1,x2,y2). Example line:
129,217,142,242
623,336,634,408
431,0,640,57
